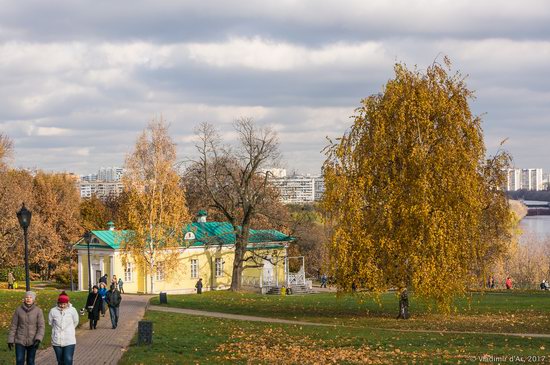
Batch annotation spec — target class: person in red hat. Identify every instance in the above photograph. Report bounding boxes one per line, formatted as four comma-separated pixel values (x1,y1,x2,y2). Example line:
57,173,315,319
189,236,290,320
48,291,79,365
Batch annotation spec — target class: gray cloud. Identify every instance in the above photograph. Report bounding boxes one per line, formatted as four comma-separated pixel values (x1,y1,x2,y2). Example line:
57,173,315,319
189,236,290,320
0,1,549,174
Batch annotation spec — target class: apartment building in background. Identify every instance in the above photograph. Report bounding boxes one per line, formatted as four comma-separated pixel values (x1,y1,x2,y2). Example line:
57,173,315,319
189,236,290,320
79,166,124,198
263,168,325,204
506,168,543,191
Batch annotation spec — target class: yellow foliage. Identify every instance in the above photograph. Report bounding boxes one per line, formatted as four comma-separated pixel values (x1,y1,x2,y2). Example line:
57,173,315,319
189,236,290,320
322,59,513,311
120,118,190,293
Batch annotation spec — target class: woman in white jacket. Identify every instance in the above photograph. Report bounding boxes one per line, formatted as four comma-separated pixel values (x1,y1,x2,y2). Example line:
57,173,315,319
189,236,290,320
48,291,79,365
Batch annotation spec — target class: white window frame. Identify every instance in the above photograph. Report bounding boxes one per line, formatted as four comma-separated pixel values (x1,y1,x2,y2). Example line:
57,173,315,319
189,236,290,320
156,262,165,281
124,262,133,283
190,259,198,278
215,258,223,277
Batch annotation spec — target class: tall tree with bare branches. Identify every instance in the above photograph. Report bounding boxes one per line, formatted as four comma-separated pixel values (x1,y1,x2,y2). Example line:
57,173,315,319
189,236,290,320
121,119,190,294
189,118,281,291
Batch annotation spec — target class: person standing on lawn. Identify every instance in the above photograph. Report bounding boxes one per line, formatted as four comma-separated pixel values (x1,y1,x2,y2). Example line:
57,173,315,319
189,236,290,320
195,278,203,294
7,271,15,289
106,284,122,329
7,291,45,365
506,276,513,290
48,291,79,365
86,285,102,329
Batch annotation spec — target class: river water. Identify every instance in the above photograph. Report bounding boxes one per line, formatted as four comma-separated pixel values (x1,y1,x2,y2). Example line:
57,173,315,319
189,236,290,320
519,215,550,244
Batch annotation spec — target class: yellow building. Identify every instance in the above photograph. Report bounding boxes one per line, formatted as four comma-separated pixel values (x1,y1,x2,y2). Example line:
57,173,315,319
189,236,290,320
74,219,293,294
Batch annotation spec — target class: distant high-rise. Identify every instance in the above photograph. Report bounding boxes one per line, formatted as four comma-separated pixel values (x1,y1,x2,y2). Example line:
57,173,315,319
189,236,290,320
506,168,543,191
267,171,325,204
80,166,124,198
97,166,124,182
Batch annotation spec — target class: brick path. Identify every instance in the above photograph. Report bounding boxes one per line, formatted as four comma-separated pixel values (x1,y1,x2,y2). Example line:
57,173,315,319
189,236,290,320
36,295,151,365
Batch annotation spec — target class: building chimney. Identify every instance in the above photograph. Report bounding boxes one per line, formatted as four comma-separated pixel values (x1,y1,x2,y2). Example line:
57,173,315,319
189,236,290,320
107,221,115,231
197,210,207,223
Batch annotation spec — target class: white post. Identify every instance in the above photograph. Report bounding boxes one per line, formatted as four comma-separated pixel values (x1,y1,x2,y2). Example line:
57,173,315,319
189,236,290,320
78,253,83,291
109,255,114,279
275,259,279,287
284,256,288,287
99,256,104,277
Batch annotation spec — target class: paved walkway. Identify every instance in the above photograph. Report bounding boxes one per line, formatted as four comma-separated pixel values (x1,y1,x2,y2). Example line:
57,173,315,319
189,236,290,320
148,305,550,339
37,295,151,365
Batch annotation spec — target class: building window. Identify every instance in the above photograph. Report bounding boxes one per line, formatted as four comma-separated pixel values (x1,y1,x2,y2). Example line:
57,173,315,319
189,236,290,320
124,262,133,282
156,262,165,281
190,259,198,278
215,258,223,277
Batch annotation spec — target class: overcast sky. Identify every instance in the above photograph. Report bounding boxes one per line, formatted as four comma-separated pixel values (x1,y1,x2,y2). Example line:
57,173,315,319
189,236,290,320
1,0,549,175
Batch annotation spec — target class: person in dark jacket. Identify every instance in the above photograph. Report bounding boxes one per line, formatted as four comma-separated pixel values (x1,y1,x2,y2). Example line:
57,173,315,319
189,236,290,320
85,285,102,330
106,284,122,329
99,274,108,286
7,291,45,365
118,278,124,294
195,278,203,294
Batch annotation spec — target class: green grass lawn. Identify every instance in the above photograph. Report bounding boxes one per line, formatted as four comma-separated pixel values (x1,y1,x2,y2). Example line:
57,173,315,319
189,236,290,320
118,290,550,364
0,289,88,364
149,290,550,334
120,310,549,364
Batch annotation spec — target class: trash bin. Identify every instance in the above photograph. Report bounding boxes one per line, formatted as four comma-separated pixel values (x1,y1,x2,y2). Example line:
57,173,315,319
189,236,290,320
138,320,153,346
159,291,167,304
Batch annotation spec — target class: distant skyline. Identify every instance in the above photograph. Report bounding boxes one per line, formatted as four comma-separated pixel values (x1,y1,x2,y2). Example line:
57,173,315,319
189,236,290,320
1,1,550,175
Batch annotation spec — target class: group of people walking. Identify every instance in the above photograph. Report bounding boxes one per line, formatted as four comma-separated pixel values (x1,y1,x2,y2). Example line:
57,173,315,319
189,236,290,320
86,281,122,330
7,276,123,365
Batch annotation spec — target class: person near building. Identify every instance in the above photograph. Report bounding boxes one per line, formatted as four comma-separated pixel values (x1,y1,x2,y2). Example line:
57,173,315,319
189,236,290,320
99,274,108,286
106,284,122,329
7,271,15,289
117,278,124,294
85,285,102,329
195,278,203,294
7,291,45,365
98,282,108,317
48,291,79,365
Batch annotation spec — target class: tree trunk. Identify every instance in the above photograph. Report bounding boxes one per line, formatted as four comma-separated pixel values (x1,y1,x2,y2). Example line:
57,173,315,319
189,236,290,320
150,263,155,294
397,288,410,319
230,242,245,291
230,229,249,291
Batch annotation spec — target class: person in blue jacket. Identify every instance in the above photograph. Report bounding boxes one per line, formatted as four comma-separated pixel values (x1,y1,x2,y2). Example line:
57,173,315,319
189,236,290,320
98,282,108,317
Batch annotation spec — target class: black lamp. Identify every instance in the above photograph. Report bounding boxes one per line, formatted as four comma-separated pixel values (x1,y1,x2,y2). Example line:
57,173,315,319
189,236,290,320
83,231,92,292
16,203,32,291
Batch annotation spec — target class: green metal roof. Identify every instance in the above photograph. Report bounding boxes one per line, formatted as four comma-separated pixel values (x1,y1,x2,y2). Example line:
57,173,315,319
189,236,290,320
73,222,292,250
184,222,293,247
73,230,131,250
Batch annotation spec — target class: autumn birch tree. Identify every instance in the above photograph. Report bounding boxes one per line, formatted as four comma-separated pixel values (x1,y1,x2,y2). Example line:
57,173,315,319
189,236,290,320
122,119,190,294
323,59,513,314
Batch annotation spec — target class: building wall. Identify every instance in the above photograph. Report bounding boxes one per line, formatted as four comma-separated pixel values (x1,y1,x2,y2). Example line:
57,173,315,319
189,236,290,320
78,246,286,294
79,249,114,291
506,168,543,191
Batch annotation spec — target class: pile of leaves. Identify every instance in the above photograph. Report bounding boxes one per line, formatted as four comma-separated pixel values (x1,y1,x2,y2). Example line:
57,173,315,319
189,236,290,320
216,327,432,364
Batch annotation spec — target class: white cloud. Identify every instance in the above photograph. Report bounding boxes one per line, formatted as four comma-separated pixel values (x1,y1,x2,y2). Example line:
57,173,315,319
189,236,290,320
186,37,389,71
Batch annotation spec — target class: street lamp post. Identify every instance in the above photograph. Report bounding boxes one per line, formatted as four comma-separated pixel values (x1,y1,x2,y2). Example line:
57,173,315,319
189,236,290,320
68,243,74,291
16,203,32,292
84,231,92,292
